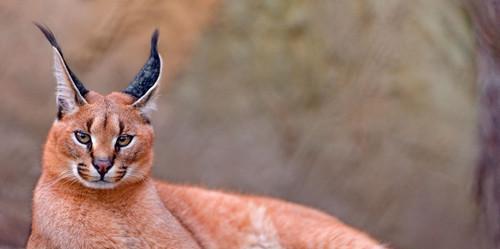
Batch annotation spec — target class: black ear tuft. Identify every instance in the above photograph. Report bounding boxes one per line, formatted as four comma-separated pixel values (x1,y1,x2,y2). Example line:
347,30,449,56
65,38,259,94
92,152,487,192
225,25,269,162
34,22,61,52
35,22,89,97
122,29,162,101
151,29,159,55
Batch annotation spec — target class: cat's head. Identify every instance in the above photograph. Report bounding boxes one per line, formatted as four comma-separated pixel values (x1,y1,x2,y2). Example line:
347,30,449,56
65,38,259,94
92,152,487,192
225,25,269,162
37,24,162,190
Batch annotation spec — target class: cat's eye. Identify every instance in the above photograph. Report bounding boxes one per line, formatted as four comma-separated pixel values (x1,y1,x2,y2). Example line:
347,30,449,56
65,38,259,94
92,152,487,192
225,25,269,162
74,131,91,144
116,135,133,147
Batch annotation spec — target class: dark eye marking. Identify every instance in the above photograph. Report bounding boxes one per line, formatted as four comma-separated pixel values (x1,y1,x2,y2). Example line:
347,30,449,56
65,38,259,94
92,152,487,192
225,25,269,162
119,120,124,135
86,118,94,132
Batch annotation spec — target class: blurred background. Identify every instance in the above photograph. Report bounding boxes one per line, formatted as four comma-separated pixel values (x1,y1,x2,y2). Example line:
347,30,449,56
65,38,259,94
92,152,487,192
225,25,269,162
0,0,486,248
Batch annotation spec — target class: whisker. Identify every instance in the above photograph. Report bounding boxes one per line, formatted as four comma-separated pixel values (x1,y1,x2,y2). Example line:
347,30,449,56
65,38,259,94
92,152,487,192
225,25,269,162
37,171,74,192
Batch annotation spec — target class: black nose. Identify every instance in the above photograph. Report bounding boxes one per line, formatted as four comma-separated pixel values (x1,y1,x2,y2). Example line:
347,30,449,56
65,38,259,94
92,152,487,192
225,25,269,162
92,157,113,176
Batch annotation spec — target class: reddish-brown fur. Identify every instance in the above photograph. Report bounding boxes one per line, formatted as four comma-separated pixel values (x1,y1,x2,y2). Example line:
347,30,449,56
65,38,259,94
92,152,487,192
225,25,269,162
28,28,386,248
28,90,386,248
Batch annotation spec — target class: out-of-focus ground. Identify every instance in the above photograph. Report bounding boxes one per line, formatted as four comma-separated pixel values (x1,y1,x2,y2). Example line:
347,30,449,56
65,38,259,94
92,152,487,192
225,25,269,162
0,1,484,248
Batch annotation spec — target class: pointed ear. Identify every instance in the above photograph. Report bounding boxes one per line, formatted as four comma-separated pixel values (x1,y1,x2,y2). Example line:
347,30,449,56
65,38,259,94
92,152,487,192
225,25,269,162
35,23,89,119
122,29,162,118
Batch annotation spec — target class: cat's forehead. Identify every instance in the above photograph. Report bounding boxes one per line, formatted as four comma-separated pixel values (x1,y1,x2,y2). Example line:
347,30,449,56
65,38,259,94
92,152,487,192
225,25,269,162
84,93,125,114
85,91,135,106
71,92,142,131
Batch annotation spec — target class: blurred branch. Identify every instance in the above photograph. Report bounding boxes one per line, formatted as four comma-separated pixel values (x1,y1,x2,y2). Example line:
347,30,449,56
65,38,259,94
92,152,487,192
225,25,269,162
470,0,500,247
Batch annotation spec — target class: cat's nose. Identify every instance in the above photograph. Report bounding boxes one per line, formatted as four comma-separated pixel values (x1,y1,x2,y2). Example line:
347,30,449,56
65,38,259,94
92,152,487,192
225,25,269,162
92,157,113,176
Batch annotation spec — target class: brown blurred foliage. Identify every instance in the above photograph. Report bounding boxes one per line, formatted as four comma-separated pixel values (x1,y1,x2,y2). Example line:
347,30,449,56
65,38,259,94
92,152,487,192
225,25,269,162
0,0,485,248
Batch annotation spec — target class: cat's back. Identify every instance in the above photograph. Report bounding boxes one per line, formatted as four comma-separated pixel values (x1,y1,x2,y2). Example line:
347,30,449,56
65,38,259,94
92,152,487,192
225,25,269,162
155,180,385,249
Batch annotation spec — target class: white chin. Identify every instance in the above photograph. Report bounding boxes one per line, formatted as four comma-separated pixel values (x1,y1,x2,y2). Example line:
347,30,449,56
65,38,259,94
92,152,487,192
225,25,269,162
81,180,118,190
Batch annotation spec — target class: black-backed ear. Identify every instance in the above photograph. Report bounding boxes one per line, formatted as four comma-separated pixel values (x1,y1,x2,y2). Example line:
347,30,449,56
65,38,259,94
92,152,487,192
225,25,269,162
122,29,162,117
35,23,89,119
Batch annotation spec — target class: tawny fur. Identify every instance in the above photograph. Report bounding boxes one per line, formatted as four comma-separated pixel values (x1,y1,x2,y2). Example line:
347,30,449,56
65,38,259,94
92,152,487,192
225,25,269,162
28,92,386,249
29,27,385,248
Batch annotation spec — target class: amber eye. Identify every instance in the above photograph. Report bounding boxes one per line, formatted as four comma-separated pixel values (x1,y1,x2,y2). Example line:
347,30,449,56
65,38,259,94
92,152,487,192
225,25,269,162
74,131,91,145
116,135,133,147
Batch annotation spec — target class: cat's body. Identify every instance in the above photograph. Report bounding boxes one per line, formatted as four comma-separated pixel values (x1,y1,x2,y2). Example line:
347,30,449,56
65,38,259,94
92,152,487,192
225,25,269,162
29,178,200,249
29,176,383,249
29,177,383,249
157,182,384,249
27,25,385,249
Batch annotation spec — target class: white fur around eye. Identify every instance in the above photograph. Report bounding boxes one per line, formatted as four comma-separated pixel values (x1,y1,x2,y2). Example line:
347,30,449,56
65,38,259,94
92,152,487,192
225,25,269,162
90,135,98,147
111,137,118,148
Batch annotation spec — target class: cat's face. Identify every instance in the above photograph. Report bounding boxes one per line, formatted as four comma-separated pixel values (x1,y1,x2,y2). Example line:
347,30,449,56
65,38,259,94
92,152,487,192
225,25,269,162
47,93,154,189
37,24,161,189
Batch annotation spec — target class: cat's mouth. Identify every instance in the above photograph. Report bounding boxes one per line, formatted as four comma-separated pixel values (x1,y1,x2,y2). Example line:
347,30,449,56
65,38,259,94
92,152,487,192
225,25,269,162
74,163,128,189
90,179,113,183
